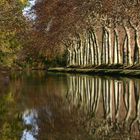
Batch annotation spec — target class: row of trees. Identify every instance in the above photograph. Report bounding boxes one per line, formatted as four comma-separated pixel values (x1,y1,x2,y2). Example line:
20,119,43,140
66,24,140,67
31,0,140,68
65,0,140,67
1,0,140,68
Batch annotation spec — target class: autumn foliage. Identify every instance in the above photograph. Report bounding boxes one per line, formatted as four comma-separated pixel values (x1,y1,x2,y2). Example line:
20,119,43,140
28,0,140,68
1,0,140,68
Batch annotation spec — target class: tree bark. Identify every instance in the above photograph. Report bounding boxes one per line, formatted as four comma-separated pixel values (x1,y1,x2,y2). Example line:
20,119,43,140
114,25,126,65
105,27,115,64
93,27,103,65
123,25,134,65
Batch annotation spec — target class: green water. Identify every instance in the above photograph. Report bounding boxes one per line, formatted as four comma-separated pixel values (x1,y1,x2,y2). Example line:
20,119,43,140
0,71,139,140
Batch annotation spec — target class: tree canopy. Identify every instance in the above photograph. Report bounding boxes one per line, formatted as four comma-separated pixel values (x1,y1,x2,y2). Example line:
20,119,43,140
0,0,28,68
30,0,140,56
1,0,140,68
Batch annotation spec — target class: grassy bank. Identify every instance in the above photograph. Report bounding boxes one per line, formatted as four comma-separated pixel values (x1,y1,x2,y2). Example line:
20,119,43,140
48,67,140,78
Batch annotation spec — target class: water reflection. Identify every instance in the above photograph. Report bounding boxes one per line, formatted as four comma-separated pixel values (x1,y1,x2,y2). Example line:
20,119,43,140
21,109,38,140
23,0,37,20
66,75,140,137
0,72,140,140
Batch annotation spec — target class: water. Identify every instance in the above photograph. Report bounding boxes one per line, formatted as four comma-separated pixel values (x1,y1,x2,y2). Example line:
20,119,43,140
0,71,140,140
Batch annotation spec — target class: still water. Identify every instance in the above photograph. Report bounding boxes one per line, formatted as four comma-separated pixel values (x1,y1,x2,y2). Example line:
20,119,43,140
0,71,140,140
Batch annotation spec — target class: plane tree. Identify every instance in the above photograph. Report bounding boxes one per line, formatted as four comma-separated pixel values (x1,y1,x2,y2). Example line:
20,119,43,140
30,0,140,68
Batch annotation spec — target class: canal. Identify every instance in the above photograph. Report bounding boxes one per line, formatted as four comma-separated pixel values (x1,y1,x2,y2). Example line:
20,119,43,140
0,71,139,140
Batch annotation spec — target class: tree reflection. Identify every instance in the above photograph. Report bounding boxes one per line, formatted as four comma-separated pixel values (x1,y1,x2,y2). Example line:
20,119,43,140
0,91,23,140
66,75,140,138
0,72,140,140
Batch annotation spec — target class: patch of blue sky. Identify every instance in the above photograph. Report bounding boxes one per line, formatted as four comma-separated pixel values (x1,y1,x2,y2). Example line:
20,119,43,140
23,0,37,20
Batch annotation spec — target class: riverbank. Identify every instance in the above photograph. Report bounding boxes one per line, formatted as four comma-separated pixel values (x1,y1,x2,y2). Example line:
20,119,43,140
48,67,140,78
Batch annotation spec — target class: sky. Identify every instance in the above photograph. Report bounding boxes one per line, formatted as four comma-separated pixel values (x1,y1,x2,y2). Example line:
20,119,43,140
21,109,38,140
23,0,37,20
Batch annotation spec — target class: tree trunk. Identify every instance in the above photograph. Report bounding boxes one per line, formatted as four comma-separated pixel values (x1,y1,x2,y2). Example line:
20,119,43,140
113,30,119,64
89,30,96,66
104,30,109,64
91,30,99,65
93,27,103,65
114,25,126,65
72,49,76,65
135,30,140,63
68,49,72,66
129,22,140,64
102,28,106,64
86,32,91,66
90,34,94,65
123,25,134,66
105,27,115,64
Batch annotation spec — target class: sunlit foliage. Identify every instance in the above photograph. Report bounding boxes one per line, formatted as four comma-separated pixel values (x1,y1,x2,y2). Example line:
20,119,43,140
0,0,27,68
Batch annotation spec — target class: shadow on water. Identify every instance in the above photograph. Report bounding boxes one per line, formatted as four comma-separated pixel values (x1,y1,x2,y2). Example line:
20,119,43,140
0,71,139,140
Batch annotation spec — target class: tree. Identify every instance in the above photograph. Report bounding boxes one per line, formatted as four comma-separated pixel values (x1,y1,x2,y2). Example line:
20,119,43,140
21,0,140,68
0,0,27,68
